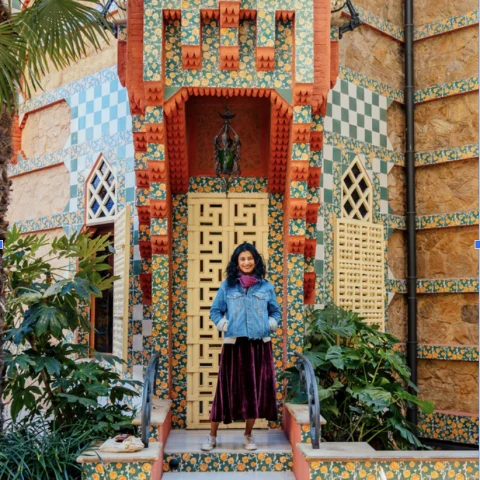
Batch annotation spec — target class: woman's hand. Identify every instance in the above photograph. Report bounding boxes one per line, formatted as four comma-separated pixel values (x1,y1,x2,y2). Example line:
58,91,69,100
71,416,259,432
268,317,278,331
216,317,229,332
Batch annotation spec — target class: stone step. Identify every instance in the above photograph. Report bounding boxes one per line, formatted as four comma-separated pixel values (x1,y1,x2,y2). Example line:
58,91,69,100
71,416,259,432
132,398,172,427
163,430,293,473
162,473,296,479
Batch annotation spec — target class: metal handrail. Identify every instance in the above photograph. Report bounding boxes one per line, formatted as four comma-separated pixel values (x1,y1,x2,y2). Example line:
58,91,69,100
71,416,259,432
294,352,321,449
141,352,160,447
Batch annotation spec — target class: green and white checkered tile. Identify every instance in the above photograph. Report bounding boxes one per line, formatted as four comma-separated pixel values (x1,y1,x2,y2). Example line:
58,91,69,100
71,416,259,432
325,79,390,149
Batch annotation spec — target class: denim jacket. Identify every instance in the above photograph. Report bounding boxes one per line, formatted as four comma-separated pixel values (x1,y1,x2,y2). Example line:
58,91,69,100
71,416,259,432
210,278,282,344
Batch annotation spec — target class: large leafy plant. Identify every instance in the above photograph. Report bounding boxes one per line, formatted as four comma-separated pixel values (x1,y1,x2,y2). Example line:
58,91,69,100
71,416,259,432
2,227,140,435
284,306,434,450
0,417,104,480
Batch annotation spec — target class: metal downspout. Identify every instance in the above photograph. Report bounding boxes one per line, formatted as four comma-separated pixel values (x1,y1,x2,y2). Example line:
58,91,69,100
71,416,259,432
405,0,417,425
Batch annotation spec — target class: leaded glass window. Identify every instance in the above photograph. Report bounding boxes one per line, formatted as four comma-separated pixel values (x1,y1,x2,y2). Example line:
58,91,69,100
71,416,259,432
86,156,116,225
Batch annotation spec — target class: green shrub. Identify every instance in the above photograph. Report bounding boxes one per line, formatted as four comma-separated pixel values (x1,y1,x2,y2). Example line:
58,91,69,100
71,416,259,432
2,227,140,435
284,306,434,450
0,417,103,480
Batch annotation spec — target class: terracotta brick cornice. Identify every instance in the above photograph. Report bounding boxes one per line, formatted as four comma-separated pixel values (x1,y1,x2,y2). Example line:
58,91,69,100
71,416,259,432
219,1,240,27
310,129,324,151
304,272,316,304
256,46,275,71
287,236,306,254
308,167,321,188
220,46,239,70
182,45,202,70
150,199,168,218
306,203,320,224
152,235,169,255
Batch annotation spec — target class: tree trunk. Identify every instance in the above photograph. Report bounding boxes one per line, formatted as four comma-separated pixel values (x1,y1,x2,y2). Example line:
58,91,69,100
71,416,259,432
0,110,12,432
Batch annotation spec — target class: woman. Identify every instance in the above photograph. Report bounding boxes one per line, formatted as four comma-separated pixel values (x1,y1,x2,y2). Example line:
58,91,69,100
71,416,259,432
201,242,281,452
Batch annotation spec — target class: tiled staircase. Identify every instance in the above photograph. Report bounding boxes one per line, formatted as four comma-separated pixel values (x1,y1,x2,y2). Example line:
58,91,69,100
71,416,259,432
78,401,311,479
163,429,294,477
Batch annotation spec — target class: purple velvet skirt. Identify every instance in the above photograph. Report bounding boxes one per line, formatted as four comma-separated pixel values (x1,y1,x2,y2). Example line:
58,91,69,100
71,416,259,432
210,337,278,424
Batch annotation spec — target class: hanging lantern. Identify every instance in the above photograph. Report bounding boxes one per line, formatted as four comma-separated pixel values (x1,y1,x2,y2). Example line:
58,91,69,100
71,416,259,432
214,107,241,180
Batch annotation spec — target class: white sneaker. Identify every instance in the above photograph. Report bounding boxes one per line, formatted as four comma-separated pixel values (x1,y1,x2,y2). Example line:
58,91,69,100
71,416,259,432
244,434,257,450
201,434,217,451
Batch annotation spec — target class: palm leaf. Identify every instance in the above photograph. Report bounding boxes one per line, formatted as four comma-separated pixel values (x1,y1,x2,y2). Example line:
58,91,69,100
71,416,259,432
0,19,25,111
1,0,111,112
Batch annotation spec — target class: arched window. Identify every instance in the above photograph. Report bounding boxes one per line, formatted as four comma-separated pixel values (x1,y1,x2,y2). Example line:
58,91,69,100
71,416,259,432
86,155,116,225
341,156,373,222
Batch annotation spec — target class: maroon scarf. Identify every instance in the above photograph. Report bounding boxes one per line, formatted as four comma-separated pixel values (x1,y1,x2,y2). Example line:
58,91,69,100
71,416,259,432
239,274,259,290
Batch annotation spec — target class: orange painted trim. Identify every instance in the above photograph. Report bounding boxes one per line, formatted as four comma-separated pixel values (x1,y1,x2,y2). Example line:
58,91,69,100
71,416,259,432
150,199,168,218
308,166,321,188
291,161,309,182
139,273,152,304
286,235,305,254
304,239,316,258
312,0,331,115
256,46,275,71
310,129,323,151
293,83,314,106
135,169,150,189
219,1,240,28
276,11,295,20
145,123,165,144
304,272,316,304
292,123,311,143
148,160,167,183
138,240,152,259
133,132,148,152
144,81,164,107
306,202,320,224
151,235,169,254
330,40,340,89
118,41,127,87
182,45,202,70
138,205,151,225
288,198,307,219
219,46,240,70
163,9,181,20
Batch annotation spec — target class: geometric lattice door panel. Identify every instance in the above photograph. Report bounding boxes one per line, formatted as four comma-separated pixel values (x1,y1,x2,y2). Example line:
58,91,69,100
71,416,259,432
334,217,385,331
186,193,268,429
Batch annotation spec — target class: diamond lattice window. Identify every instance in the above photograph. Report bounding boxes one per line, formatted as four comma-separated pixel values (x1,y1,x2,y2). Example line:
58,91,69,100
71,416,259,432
341,156,373,222
86,156,116,225
335,156,385,331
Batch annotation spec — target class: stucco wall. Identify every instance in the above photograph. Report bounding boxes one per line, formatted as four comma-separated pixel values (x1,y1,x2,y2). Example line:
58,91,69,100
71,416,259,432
388,229,406,279
414,0,478,25
30,34,116,95
9,165,70,224
387,293,407,343
352,0,403,26
386,102,405,153
418,293,479,345
414,94,478,151
418,359,478,413
339,27,404,91
416,225,478,279
387,165,406,216
416,159,478,215
21,101,71,158
414,28,478,90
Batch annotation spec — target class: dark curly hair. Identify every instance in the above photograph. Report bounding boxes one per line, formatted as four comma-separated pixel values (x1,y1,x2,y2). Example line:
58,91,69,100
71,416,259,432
225,242,266,286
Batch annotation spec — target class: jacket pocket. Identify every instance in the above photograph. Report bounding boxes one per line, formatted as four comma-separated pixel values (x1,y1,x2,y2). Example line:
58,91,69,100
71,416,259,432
252,292,269,336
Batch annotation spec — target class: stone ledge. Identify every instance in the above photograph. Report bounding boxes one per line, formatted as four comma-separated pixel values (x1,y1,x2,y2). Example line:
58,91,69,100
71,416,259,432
285,403,327,426
297,442,478,461
77,440,162,464
132,398,172,427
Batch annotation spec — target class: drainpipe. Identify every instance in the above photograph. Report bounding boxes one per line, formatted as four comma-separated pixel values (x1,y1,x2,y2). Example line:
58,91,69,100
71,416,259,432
404,0,417,425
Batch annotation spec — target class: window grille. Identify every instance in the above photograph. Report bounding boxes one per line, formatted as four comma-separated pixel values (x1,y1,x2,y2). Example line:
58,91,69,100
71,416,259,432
335,156,385,330
341,156,373,222
86,156,116,225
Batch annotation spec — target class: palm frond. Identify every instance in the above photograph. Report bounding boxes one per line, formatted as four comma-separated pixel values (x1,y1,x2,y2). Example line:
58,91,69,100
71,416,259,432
1,0,112,112
0,20,25,111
